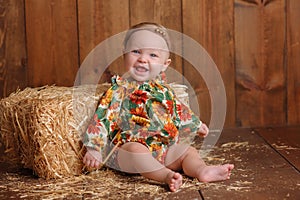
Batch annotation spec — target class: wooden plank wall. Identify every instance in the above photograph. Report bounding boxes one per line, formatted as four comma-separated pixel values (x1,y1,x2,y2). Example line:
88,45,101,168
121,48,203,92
0,0,299,128
182,0,235,126
25,0,79,87
235,0,286,126
0,0,27,97
287,0,300,124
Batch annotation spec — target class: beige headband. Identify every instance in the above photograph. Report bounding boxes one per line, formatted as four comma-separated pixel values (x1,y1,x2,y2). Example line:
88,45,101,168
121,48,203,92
123,26,171,51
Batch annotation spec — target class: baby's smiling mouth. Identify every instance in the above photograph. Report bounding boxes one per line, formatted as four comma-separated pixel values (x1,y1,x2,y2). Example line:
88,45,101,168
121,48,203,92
135,66,149,72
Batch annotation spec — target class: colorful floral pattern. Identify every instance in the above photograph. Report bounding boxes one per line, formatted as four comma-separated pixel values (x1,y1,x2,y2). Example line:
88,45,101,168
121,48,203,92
83,75,202,164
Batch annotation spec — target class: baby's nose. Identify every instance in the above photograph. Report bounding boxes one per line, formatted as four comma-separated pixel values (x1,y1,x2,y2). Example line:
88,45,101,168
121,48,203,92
138,54,147,63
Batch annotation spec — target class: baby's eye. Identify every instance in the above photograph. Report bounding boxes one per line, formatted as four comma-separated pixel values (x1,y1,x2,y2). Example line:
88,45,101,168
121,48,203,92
132,49,140,54
150,53,158,58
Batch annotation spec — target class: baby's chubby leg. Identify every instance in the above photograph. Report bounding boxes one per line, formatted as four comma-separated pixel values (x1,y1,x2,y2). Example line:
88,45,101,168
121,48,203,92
165,145,234,182
117,142,182,192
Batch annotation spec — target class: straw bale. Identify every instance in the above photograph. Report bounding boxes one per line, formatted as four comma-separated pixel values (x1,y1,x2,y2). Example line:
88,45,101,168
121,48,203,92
169,83,189,106
0,82,188,179
0,84,110,179
0,88,36,164
28,97,84,179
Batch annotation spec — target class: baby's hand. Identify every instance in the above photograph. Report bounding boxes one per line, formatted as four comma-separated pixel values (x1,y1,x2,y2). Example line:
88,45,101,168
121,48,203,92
198,123,209,137
83,148,103,169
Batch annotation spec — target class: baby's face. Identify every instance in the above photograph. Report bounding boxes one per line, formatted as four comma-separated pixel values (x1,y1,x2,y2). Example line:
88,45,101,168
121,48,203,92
123,30,171,82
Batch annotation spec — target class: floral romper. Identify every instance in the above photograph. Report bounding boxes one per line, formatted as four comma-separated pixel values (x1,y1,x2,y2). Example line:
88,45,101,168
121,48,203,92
83,75,202,165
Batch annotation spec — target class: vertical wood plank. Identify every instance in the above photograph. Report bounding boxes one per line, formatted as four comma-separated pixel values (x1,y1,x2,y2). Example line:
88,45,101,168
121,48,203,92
0,0,27,97
25,0,79,87
287,0,300,125
77,0,129,84
129,0,183,76
182,0,235,127
235,0,286,127
129,0,182,32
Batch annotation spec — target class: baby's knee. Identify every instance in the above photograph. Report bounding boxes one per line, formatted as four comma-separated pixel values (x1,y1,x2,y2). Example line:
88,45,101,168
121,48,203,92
121,142,149,153
186,146,198,155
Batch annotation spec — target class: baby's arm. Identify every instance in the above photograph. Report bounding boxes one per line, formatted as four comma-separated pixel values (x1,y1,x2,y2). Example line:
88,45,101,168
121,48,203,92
198,123,209,137
83,147,103,169
83,86,116,169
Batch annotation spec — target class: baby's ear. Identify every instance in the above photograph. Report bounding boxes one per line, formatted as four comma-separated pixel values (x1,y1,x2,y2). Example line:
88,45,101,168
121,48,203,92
162,58,171,71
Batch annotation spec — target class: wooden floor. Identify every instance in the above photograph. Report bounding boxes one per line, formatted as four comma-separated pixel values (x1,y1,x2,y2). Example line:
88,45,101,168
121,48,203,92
0,126,299,199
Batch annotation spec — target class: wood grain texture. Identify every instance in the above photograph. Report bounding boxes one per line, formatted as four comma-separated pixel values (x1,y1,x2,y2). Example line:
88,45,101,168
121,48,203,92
256,126,300,171
25,0,79,87
235,0,286,127
287,0,300,125
0,0,27,97
77,0,129,84
201,127,300,199
182,0,235,126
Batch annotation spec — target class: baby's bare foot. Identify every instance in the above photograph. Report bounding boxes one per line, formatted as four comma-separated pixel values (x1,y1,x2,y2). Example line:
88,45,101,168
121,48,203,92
165,171,182,192
197,164,234,183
